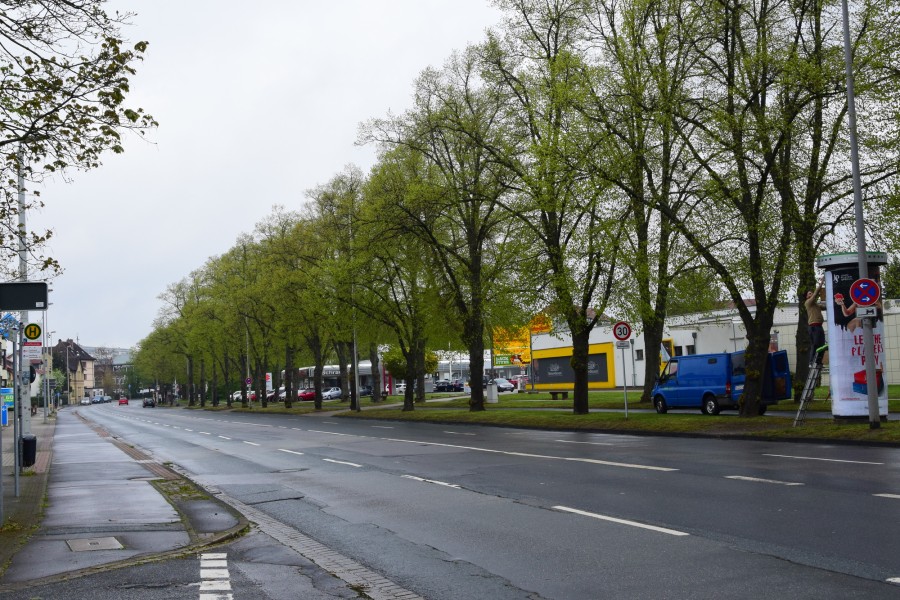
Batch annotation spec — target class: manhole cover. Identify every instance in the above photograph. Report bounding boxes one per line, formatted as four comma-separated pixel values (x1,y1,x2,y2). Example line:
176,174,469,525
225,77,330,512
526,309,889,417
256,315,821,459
66,537,124,552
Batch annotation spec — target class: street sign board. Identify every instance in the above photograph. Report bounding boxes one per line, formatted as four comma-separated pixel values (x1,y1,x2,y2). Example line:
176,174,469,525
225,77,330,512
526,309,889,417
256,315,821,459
857,306,878,318
24,322,42,340
23,341,42,360
616,340,630,349
613,321,632,341
0,282,48,311
849,278,880,307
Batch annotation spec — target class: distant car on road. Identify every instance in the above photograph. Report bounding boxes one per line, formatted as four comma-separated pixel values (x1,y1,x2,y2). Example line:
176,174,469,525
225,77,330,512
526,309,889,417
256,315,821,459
493,378,515,393
142,397,156,408
117,397,128,406
322,387,342,400
80,397,91,406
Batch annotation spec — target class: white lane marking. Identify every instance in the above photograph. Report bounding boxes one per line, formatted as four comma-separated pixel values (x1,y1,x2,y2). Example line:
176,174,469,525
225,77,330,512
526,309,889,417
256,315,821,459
444,431,476,436
199,552,232,598
243,441,260,446
371,425,394,429
874,493,900,499
279,449,305,456
401,475,460,489
553,506,689,536
764,453,883,465
201,569,230,579
308,430,357,437
323,458,362,467
555,439,615,446
218,436,231,440
887,577,900,584
200,432,211,435
199,580,232,591
383,437,676,472
323,421,340,424
201,559,228,568
726,476,803,486
185,428,193,432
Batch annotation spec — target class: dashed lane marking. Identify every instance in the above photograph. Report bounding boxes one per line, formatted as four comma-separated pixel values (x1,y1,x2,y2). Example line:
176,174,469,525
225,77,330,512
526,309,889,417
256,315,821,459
555,439,615,446
199,552,232,599
401,475,460,488
725,475,803,486
553,505,689,536
323,458,362,467
278,449,304,455
243,441,260,446
874,493,900,499
764,453,883,465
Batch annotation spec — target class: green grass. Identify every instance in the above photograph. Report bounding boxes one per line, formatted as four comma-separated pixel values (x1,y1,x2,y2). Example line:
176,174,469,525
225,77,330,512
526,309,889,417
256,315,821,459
182,388,900,444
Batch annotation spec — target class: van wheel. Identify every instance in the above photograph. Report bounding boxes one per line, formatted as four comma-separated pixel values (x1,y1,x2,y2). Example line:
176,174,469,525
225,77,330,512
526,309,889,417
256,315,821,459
701,394,720,415
654,396,668,414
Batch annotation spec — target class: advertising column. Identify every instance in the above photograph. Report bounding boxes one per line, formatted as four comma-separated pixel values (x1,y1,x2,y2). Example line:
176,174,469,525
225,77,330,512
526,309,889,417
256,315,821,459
816,252,888,418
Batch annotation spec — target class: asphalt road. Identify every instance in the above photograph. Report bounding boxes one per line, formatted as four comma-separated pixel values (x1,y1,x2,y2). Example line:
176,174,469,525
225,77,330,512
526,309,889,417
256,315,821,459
74,403,900,599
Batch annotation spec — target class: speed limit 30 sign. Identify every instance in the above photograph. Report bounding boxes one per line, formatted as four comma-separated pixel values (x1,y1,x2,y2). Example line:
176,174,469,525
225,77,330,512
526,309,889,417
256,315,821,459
613,321,632,341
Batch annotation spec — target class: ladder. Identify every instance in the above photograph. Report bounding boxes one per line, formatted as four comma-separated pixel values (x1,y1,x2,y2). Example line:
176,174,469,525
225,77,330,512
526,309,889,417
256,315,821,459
794,344,828,427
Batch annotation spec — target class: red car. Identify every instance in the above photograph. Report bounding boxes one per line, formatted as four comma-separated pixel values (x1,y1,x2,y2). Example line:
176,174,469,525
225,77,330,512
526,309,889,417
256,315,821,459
297,388,316,401
118,397,129,406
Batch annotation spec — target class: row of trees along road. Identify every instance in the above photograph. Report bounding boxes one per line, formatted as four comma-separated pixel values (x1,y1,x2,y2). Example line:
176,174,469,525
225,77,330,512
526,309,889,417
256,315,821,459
135,0,900,417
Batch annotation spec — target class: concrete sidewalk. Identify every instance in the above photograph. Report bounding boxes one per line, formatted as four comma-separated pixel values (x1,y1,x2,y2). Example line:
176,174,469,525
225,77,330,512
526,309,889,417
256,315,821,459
0,408,246,589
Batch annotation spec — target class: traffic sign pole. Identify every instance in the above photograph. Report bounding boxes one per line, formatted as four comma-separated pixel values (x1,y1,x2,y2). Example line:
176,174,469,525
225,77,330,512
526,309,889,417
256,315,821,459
613,322,632,419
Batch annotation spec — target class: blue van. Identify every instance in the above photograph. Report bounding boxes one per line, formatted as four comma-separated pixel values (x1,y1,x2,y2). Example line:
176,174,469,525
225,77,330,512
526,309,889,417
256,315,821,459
651,350,792,415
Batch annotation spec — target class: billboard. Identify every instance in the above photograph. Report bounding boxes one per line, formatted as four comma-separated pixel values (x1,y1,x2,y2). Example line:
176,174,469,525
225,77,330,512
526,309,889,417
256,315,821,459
493,326,531,366
819,253,888,417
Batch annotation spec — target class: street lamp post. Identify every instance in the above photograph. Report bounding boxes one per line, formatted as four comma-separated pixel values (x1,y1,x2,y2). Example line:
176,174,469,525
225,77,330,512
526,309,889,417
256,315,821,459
841,0,880,429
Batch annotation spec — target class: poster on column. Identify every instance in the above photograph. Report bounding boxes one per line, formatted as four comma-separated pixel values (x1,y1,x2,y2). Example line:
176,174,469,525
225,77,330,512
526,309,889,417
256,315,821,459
825,264,887,417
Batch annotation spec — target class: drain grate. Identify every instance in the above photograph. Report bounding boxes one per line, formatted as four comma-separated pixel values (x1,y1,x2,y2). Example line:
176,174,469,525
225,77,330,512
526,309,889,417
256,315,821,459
66,537,124,552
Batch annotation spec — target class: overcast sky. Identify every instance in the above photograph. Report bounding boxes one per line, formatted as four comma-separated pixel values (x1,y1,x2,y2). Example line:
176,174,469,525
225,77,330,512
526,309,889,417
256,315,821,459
31,1,503,350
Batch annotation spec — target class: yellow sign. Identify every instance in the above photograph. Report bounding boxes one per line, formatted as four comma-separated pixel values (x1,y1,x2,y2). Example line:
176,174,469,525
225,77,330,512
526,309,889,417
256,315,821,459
493,326,532,365
24,323,42,341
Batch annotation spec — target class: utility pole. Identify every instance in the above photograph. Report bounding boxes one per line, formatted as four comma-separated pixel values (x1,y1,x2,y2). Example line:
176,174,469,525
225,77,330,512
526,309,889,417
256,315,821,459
17,147,32,435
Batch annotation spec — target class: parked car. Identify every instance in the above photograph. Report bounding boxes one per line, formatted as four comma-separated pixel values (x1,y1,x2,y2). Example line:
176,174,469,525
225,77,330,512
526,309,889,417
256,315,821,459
142,397,156,408
395,383,407,395
266,388,279,402
434,380,453,392
652,350,792,415
297,388,316,401
91,395,103,404
358,385,373,397
322,387,342,400
493,377,515,393
80,397,91,406
117,397,128,406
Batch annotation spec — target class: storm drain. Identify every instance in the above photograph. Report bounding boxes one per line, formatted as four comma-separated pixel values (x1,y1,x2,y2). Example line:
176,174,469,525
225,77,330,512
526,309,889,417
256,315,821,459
66,537,124,552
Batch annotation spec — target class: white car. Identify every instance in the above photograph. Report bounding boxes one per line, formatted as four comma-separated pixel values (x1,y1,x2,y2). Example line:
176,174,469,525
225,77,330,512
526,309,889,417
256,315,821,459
395,383,407,395
322,387,342,400
79,397,91,405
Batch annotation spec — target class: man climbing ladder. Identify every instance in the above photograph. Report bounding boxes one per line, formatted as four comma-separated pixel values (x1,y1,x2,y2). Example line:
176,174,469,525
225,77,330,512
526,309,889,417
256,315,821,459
794,344,828,427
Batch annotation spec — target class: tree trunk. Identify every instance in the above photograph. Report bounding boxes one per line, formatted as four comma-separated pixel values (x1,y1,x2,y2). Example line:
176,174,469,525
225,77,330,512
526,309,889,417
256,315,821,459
641,317,665,403
369,343,382,403
284,344,293,409
200,359,206,408
240,354,248,409
187,355,195,407
570,325,591,415
739,315,774,417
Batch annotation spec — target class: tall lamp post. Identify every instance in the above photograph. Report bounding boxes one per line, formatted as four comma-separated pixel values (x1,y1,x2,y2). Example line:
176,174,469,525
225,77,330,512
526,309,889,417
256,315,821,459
841,0,880,428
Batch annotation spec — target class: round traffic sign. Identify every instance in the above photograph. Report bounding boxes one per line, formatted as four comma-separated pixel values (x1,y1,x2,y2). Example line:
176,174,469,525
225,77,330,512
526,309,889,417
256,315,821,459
245,377,252,385
23,322,42,340
849,278,880,307
613,321,632,341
